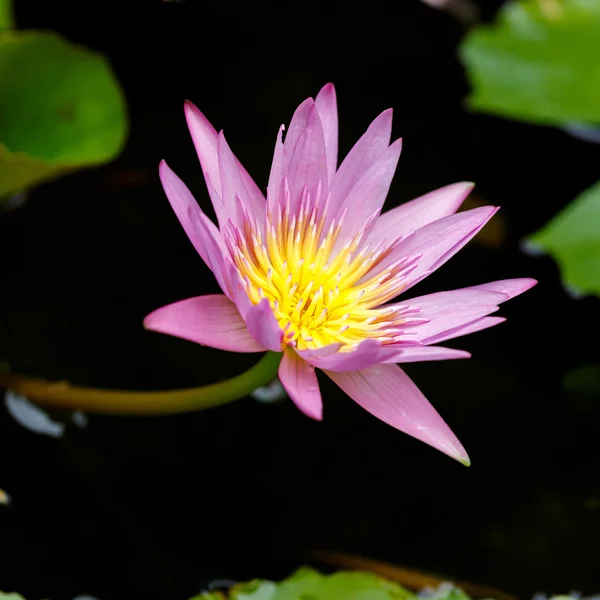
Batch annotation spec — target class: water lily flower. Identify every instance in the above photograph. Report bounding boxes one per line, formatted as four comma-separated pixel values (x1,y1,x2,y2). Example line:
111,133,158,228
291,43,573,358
144,84,536,464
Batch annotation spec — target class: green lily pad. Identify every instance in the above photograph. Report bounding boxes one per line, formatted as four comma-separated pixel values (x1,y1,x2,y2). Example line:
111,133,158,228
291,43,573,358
0,30,128,198
526,178,600,297
460,0,600,126
191,568,418,600
0,593,26,600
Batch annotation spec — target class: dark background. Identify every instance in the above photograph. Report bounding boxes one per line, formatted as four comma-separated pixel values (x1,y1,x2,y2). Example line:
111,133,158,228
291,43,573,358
1,1,600,599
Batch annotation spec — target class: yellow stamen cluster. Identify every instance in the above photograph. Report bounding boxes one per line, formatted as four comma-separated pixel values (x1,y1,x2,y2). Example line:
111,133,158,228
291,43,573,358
227,188,415,351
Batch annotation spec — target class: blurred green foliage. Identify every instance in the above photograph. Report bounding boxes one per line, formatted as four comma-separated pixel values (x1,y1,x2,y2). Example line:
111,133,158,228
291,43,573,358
526,179,600,296
0,25,128,199
0,0,13,31
460,0,600,126
461,0,600,297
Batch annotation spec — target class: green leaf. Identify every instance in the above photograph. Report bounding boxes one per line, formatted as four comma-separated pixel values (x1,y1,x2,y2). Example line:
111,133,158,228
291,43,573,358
0,30,128,198
191,568,418,600
0,593,26,600
460,0,600,126
0,0,13,31
526,178,600,297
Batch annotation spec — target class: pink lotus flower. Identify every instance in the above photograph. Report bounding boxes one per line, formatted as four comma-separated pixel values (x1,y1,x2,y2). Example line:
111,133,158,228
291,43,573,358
145,84,536,465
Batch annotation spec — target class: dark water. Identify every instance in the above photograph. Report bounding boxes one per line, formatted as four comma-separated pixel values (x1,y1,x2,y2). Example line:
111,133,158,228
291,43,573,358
1,2,600,599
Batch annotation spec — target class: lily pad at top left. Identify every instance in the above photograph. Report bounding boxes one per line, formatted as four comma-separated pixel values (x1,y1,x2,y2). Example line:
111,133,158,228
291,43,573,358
0,30,128,199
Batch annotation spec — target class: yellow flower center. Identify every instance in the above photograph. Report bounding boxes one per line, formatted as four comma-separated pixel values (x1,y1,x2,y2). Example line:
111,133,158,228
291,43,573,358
228,191,414,351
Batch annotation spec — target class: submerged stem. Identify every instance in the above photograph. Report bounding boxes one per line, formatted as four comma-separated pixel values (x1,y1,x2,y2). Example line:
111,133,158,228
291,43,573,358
0,352,282,415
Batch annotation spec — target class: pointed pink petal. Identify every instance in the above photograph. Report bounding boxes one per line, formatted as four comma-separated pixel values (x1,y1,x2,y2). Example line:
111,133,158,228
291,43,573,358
298,339,401,373
382,346,471,363
334,139,402,251
185,101,265,229
287,103,328,210
400,288,508,312
328,109,393,218
267,124,286,212
278,349,323,420
225,262,254,319
403,305,500,343
315,83,338,184
143,295,264,352
188,205,233,299
295,343,343,361
159,161,232,298
326,364,469,464
244,298,284,352
365,206,498,291
283,98,314,162
184,100,221,195
465,278,538,299
217,132,265,228
394,279,536,343
427,316,506,344
369,182,475,243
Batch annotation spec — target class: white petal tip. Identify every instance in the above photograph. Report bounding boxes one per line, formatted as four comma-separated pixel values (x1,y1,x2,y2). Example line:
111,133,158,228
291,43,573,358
143,310,161,331
455,181,475,195
301,407,323,421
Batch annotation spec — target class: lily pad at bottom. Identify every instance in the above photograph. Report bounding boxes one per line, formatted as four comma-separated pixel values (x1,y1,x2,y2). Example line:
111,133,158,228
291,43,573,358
0,30,128,198
191,568,419,600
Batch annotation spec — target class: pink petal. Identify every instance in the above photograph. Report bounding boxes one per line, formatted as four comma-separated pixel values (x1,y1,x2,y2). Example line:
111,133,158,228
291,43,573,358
286,103,328,210
315,83,338,184
466,278,538,299
333,139,403,252
188,205,233,299
402,305,500,343
278,349,323,420
400,288,508,312
184,100,221,196
298,339,402,373
326,364,470,464
283,98,314,163
225,262,254,319
185,101,265,228
328,109,393,219
364,206,498,291
217,132,265,229
143,295,264,352
382,346,471,363
427,316,506,344
158,161,232,298
369,181,475,243
244,298,284,352
295,342,344,362
267,124,286,212
395,278,537,344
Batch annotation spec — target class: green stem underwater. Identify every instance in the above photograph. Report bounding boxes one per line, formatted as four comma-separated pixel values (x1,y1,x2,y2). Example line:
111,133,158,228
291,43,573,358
0,352,283,415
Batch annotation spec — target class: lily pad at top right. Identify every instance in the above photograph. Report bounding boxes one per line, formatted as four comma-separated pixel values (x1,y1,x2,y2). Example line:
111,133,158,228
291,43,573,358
460,0,600,127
